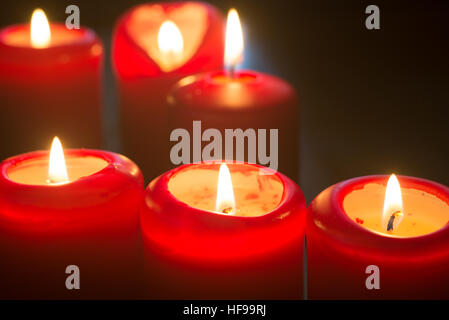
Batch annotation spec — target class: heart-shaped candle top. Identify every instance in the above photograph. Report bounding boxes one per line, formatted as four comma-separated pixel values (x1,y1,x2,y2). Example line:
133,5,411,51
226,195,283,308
125,3,209,72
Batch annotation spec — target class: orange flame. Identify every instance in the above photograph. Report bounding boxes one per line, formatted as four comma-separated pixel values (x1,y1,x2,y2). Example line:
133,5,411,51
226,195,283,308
215,163,236,214
224,9,244,70
30,9,51,48
382,174,404,232
157,20,184,72
48,137,69,184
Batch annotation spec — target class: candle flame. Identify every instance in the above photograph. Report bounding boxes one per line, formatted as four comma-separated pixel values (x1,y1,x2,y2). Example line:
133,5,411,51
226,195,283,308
157,20,184,72
215,163,236,214
48,137,69,184
224,9,244,71
382,174,404,232
30,9,51,48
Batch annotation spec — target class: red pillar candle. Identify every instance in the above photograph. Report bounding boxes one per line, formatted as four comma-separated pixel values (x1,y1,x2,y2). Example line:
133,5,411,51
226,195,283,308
0,137,144,299
112,2,224,181
168,9,299,181
0,9,103,160
307,174,449,299
140,162,306,299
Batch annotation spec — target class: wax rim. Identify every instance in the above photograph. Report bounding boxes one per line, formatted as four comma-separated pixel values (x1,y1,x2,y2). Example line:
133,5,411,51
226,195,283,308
163,161,288,219
0,149,143,232
169,69,297,113
0,24,96,49
1,149,114,188
208,70,260,84
336,175,449,240
172,70,261,90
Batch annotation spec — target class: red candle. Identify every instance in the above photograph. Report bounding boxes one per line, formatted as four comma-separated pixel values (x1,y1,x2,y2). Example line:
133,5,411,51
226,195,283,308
0,137,144,299
112,1,224,181
307,174,449,299
140,162,306,299
0,9,103,160
168,9,299,181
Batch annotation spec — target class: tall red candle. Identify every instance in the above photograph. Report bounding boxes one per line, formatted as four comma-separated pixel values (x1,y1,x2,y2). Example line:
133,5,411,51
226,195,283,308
112,1,224,181
168,9,299,181
140,162,306,299
307,174,449,299
0,9,103,160
0,138,144,299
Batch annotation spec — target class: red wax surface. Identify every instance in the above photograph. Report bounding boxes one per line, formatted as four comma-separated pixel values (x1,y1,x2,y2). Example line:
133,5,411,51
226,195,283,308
169,70,300,181
307,175,449,299
0,24,103,160
140,162,306,299
0,149,144,299
112,2,224,182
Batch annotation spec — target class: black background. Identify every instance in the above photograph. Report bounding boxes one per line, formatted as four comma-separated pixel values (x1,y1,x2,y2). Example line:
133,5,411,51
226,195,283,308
1,0,448,202
0,299,444,317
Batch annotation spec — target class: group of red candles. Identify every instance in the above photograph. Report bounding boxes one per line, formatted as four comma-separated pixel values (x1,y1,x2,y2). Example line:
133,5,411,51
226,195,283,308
0,2,448,300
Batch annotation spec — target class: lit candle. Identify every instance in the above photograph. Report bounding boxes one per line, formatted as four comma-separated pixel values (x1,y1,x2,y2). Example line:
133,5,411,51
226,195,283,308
0,9,103,160
168,9,300,181
140,162,306,299
0,137,144,299
112,1,225,181
307,174,449,299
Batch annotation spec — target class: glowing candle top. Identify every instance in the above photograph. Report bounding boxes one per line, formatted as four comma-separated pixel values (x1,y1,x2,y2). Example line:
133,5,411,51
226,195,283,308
30,9,51,48
344,174,449,237
6,137,108,186
0,8,96,49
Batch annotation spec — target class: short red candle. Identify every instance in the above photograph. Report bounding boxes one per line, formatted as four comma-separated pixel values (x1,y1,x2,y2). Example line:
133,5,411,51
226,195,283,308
112,2,224,181
0,146,144,299
140,162,306,299
307,175,449,299
0,10,103,160
169,9,299,181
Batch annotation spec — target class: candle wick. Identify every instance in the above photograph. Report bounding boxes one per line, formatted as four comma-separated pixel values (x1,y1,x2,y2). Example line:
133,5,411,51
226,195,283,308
46,178,69,185
387,210,403,232
222,207,233,214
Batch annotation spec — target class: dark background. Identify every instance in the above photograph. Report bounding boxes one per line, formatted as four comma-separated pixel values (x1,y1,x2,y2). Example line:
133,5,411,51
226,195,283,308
1,0,448,202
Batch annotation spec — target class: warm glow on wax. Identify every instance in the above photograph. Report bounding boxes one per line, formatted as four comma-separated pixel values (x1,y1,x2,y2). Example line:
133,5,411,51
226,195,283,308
30,9,51,48
48,137,69,184
215,164,236,214
382,174,404,232
157,20,183,71
224,9,244,70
